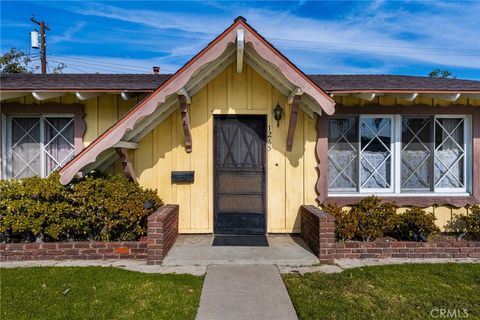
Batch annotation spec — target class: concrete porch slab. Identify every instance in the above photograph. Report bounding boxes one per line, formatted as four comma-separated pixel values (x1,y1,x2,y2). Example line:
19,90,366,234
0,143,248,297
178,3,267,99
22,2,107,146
162,234,319,267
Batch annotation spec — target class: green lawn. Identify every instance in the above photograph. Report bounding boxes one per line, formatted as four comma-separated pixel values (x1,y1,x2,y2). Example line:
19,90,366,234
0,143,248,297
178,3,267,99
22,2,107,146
0,267,203,320
284,263,480,320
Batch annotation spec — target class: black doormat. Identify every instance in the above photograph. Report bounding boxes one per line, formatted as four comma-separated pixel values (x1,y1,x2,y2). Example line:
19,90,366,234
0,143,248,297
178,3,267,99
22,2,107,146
212,235,269,247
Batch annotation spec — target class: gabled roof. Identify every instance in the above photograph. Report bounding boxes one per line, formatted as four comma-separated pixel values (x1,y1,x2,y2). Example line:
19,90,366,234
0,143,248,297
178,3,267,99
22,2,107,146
58,17,336,184
1,73,479,92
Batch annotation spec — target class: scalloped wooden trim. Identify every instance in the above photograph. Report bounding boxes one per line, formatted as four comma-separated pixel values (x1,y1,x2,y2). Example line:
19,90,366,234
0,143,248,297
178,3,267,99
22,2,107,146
323,196,478,208
315,114,328,204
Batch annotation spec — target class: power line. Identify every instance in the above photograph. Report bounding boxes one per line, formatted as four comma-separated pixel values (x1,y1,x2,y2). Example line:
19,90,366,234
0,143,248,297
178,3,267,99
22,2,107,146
50,54,148,72
51,57,135,73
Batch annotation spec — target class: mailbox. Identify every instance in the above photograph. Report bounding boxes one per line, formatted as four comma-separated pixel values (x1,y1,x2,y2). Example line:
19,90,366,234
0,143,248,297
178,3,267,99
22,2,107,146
171,171,195,183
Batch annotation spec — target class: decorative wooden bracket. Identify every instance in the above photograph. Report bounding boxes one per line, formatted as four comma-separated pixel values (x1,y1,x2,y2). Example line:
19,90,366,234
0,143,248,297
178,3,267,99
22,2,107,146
286,91,302,152
236,29,244,73
177,92,192,153
115,147,137,182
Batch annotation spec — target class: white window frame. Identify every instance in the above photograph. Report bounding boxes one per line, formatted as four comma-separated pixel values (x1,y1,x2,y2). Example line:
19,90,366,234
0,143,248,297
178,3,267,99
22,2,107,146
328,114,472,197
358,115,395,193
2,113,75,179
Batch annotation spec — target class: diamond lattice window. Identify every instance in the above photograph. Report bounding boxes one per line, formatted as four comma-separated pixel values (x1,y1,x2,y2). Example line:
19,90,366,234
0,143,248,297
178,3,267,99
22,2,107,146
5,115,75,178
328,115,470,194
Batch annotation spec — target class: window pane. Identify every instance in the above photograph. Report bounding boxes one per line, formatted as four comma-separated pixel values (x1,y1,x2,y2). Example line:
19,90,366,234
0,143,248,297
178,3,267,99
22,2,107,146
401,117,433,191
360,117,392,189
435,118,464,189
44,117,75,175
328,117,358,191
10,117,41,178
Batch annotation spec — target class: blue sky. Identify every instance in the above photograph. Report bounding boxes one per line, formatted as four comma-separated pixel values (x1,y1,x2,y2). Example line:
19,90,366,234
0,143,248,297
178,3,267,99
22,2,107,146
1,0,479,79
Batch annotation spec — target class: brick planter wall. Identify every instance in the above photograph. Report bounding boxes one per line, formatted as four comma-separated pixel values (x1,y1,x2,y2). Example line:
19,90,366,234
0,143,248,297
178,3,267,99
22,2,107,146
0,241,147,261
301,205,480,263
147,204,179,265
0,205,180,264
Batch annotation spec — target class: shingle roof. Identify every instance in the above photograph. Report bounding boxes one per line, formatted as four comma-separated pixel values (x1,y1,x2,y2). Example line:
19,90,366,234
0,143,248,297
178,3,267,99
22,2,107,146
0,74,172,91
1,73,479,92
308,75,480,91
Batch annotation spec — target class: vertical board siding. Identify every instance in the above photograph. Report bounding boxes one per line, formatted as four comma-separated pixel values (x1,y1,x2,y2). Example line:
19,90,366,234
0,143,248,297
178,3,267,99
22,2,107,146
332,96,480,231
134,63,318,233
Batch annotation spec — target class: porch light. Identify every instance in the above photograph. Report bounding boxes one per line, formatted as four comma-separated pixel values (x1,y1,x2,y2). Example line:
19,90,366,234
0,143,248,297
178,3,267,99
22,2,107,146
273,102,283,127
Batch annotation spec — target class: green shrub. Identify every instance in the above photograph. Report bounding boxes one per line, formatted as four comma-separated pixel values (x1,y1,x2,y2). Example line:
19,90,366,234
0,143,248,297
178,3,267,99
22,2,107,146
393,207,440,241
448,205,480,240
0,172,163,242
351,196,397,241
322,196,396,242
321,204,356,241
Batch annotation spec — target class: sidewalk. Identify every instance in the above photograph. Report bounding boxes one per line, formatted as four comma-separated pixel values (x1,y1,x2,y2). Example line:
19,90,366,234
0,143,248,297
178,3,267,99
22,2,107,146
196,264,298,320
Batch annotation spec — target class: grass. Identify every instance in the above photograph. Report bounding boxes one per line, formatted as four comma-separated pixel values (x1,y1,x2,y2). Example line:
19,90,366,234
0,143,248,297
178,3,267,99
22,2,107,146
0,267,203,320
284,263,480,320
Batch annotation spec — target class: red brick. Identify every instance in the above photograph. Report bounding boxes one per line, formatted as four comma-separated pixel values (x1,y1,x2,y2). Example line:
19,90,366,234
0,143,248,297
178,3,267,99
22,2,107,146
391,242,406,248
41,243,58,249
406,242,422,247
114,247,130,254
74,242,90,248
452,241,468,247
407,253,424,258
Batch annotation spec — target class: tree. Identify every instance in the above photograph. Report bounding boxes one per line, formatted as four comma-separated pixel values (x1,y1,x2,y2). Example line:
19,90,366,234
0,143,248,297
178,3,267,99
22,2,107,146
52,62,66,74
428,68,456,79
0,48,66,74
0,48,37,73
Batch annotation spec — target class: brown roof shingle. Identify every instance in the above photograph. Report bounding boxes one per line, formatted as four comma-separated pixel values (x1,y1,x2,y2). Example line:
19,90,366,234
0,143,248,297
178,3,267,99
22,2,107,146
1,73,479,92
308,74,480,91
0,74,172,91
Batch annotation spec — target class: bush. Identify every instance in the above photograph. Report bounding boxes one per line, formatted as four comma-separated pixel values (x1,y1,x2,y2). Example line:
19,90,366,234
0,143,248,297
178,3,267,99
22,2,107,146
351,196,397,241
392,207,440,241
448,205,480,240
321,204,356,241
322,196,396,242
0,172,163,242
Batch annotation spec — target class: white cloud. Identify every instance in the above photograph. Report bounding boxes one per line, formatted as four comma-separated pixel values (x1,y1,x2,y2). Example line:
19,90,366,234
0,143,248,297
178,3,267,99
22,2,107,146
54,1,480,75
50,22,86,44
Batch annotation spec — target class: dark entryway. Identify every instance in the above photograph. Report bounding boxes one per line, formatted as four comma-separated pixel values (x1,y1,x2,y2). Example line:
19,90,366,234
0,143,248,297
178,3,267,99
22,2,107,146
214,115,266,235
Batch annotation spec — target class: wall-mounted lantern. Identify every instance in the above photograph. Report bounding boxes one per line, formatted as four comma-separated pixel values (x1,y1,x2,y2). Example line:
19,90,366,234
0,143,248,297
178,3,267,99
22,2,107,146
273,102,283,127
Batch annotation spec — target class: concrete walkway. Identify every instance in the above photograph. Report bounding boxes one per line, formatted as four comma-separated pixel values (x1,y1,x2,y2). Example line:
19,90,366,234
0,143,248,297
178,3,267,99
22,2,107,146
196,265,297,320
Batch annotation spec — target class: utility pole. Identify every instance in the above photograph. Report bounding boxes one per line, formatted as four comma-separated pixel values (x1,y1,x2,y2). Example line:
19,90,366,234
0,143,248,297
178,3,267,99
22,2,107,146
30,16,50,74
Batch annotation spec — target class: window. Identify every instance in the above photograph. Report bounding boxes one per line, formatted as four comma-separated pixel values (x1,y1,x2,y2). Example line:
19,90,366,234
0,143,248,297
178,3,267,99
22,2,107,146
3,115,75,178
328,115,471,194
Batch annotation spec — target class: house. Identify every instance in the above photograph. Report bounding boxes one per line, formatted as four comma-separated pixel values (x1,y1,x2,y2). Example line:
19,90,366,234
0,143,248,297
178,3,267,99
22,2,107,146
1,17,479,235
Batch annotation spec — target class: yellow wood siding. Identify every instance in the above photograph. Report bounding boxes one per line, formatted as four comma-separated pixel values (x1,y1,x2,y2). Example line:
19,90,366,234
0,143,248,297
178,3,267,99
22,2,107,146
134,63,319,233
1,93,140,147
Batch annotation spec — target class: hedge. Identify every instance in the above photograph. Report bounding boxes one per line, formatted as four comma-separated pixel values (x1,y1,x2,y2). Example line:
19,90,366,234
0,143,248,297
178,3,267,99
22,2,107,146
0,172,163,242
323,196,440,242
